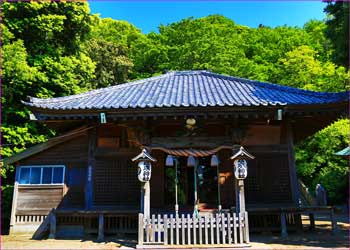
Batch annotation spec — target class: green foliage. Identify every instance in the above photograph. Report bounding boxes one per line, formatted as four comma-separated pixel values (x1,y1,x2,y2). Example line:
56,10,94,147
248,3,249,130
295,119,350,204
277,45,349,91
39,53,95,96
324,1,349,68
2,2,94,163
84,39,133,88
85,17,144,86
2,1,91,58
1,33,51,161
89,16,142,46
129,15,349,90
153,15,248,75
1,185,14,234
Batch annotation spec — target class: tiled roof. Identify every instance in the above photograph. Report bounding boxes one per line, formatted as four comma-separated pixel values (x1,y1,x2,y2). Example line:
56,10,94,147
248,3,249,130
24,70,348,111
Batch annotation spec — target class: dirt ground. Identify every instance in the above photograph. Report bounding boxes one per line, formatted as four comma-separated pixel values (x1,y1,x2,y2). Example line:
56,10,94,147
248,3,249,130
2,214,349,250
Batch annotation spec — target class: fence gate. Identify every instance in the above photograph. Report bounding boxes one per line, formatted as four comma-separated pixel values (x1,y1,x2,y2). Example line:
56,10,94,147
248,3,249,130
137,212,249,247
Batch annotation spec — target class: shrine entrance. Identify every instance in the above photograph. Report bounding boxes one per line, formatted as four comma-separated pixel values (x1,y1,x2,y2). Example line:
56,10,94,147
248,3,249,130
133,146,254,248
165,157,219,210
196,157,219,208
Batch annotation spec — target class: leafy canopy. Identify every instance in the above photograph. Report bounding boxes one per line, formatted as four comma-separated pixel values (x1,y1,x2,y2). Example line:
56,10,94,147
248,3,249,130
296,119,349,204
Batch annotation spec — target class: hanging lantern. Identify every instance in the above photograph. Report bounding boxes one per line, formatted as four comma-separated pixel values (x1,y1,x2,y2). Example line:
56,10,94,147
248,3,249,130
230,146,254,180
165,155,174,167
137,161,151,182
210,154,219,167
187,155,196,167
132,148,156,182
234,159,248,179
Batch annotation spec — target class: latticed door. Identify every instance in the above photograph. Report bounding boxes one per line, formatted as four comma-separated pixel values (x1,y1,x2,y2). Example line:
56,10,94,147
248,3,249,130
94,157,139,206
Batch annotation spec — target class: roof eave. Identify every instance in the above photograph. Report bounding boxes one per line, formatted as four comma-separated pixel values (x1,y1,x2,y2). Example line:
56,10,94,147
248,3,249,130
25,101,348,122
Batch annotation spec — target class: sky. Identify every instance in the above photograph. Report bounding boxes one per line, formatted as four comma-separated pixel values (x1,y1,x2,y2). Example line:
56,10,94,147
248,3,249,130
88,1,327,34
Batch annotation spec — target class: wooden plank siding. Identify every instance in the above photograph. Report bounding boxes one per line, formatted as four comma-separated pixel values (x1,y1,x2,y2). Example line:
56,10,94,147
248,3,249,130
16,185,64,215
20,134,89,168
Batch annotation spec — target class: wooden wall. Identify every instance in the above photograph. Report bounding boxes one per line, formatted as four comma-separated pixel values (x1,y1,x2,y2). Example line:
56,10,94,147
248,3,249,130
242,125,281,145
17,133,89,211
150,151,165,208
21,134,88,168
93,156,139,207
13,120,296,216
217,146,292,207
218,149,235,207
245,152,292,205
16,186,63,215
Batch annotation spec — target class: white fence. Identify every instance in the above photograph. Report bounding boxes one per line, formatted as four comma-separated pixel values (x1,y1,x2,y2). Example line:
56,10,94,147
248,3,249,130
138,212,249,246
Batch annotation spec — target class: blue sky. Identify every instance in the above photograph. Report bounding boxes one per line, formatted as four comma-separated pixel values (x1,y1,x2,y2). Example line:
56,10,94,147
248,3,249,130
88,1,327,34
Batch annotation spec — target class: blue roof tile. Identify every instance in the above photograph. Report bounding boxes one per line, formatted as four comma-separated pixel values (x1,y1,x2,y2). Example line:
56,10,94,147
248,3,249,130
24,70,349,111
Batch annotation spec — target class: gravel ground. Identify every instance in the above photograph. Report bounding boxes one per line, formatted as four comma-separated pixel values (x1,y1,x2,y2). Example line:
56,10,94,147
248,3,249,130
2,214,349,250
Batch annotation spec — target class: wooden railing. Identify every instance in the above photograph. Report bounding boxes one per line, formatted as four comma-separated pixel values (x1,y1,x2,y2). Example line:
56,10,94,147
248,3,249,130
15,215,47,224
298,179,316,206
138,212,249,246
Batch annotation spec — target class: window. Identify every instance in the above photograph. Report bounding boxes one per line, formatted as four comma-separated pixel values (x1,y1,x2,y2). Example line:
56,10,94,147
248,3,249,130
18,166,65,185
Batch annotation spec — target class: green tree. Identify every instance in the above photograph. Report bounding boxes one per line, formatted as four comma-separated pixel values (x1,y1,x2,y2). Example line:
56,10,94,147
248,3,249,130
303,19,333,61
154,15,248,75
85,16,147,85
84,39,133,87
129,33,169,78
89,16,143,46
2,1,91,58
1,32,48,158
324,1,349,68
38,54,95,96
277,45,349,91
296,119,350,204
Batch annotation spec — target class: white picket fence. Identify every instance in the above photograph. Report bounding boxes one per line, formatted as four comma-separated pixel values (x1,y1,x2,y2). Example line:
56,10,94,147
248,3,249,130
138,212,249,246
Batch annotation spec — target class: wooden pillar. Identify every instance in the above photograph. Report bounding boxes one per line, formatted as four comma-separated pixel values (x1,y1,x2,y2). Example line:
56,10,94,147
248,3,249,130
244,211,250,243
309,213,315,231
141,181,150,218
235,179,248,243
97,214,104,242
280,212,288,239
330,208,338,235
10,166,20,231
86,127,96,209
48,209,56,239
286,120,300,207
140,184,145,214
235,179,246,214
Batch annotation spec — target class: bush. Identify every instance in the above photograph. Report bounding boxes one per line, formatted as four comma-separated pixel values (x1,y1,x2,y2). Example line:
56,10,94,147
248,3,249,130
295,118,349,204
1,185,14,234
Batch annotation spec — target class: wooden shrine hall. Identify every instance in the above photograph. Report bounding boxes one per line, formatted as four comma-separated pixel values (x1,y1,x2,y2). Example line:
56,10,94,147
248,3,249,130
4,70,348,247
